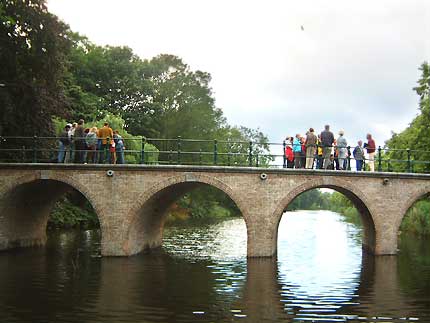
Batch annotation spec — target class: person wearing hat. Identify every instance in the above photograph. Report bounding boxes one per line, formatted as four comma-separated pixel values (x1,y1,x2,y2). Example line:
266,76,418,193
58,124,71,163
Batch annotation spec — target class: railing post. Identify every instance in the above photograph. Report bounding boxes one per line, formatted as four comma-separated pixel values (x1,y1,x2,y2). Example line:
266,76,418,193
32,135,38,163
407,148,412,173
140,137,145,164
248,141,253,167
282,140,287,168
199,149,202,165
347,146,351,171
378,146,382,172
169,150,173,164
177,136,181,165
213,139,218,165
256,153,259,167
22,145,26,162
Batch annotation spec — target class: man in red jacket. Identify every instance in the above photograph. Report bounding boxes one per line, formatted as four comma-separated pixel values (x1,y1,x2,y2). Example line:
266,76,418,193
365,133,376,172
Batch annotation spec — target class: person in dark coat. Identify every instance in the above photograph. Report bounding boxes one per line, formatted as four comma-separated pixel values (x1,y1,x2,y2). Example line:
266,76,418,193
73,119,86,164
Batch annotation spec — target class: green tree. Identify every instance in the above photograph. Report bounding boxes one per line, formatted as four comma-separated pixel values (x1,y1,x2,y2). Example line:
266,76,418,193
386,62,430,172
67,41,156,132
0,0,71,136
138,54,224,139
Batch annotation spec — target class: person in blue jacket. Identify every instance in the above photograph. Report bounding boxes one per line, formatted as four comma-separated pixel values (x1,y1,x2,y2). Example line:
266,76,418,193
293,134,302,169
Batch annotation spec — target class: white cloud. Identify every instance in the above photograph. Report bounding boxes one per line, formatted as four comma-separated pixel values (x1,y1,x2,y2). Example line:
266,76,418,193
48,0,430,147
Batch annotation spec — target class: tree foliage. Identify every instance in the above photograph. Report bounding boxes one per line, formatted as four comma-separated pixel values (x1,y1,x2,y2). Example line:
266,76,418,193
385,62,430,172
0,0,71,136
1,1,273,224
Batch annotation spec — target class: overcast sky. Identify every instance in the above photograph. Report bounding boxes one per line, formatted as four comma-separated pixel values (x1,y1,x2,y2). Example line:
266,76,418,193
48,0,430,147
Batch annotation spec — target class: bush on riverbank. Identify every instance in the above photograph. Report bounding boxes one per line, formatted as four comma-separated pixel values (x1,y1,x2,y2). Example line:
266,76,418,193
288,190,362,226
328,192,430,236
400,200,430,236
49,194,99,229
290,190,430,236
166,186,241,224
165,203,236,225
49,185,240,229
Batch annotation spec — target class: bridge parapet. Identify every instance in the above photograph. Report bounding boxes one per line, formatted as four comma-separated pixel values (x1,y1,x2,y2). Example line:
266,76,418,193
1,136,429,173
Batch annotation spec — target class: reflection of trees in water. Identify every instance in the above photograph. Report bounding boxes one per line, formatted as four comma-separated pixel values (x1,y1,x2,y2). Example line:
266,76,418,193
97,251,248,322
0,218,429,322
398,235,430,305
0,230,102,322
237,254,421,322
351,254,418,320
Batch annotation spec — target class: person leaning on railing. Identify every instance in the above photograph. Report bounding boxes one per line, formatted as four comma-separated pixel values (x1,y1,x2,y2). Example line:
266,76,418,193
97,122,114,164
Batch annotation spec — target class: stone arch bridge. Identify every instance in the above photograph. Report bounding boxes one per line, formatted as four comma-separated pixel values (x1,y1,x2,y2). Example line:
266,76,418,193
0,164,428,257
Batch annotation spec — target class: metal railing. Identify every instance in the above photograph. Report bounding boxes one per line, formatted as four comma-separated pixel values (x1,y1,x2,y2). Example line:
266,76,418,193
0,136,429,173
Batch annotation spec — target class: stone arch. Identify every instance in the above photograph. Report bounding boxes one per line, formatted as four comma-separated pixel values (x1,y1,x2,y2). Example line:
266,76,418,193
123,173,248,256
0,172,105,251
273,177,377,254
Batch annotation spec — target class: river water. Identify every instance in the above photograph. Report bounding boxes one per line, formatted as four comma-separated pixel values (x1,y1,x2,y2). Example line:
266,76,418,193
0,211,429,323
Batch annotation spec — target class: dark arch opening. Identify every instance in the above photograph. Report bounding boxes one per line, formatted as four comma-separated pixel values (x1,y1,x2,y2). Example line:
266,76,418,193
278,186,376,254
0,179,100,252
126,182,246,256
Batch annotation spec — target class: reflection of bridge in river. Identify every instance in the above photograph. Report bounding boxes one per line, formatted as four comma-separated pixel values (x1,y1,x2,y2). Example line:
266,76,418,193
95,256,411,323
0,232,419,322
239,256,415,322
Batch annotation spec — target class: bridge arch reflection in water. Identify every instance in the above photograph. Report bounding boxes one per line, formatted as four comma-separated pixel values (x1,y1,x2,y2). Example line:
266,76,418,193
0,211,421,322
94,213,411,322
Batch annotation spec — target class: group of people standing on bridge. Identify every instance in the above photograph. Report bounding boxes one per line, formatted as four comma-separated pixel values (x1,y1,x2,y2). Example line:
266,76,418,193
284,125,376,171
57,120,126,164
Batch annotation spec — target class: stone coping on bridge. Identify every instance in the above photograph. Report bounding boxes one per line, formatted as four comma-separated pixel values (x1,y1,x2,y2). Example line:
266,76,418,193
1,163,430,180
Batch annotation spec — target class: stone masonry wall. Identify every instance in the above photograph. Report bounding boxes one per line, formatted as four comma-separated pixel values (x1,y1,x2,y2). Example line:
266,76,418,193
1,164,430,257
